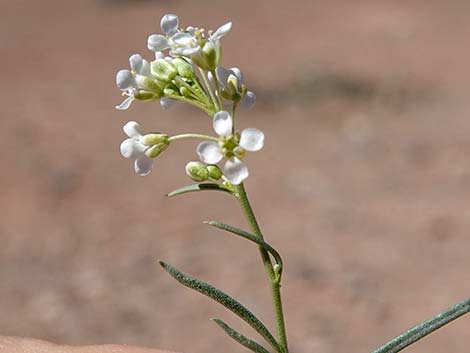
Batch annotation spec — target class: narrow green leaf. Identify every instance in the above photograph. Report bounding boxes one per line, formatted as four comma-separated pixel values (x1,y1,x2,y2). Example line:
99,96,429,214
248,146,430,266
159,261,283,353
212,318,272,353
166,183,231,197
206,221,283,274
371,298,470,353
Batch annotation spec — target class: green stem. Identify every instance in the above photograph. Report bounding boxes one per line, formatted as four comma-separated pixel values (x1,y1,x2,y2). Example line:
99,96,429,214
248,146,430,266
231,102,237,134
168,134,218,143
371,298,470,353
166,95,214,116
235,183,289,353
210,69,225,110
198,68,220,111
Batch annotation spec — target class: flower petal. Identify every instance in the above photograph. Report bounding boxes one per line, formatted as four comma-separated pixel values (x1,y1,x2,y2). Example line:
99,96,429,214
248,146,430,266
224,158,248,185
147,34,170,52
213,111,233,136
171,46,200,56
171,32,196,47
211,22,232,41
239,128,264,151
229,67,243,86
129,54,150,76
241,90,256,110
160,97,176,110
215,66,230,89
123,121,143,138
116,96,135,110
116,69,136,90
120,138,145,159
160,14,179,36
134,155,154,176
197,141,223,164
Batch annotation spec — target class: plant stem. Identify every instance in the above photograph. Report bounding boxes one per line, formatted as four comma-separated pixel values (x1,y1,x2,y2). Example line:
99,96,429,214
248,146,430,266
210,69,225,110
168,134,218,143
166,94,214,116
198,68,220,111
235,183,289,353
371,298,470,353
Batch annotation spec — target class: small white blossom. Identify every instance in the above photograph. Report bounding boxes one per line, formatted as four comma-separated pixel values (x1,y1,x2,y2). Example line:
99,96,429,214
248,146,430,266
147,14,231,70
120,121,169,176
213,66,256,109
115,54,153,110
196,111,264,185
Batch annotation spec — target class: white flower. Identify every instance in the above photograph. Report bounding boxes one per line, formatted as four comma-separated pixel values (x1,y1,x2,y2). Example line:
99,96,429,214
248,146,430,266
115,54,153,110
213,66,256,109
147,14,232,70
120,121,169,176
196,111,264,184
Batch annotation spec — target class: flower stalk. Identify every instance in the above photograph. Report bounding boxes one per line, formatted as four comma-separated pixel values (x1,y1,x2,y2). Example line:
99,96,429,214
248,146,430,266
235,183,289,353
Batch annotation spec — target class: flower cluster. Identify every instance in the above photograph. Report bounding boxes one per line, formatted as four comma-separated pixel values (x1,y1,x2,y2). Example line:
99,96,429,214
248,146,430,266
115,14,262,185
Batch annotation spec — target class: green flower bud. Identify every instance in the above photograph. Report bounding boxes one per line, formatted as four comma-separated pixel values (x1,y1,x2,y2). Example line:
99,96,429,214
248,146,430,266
141,133,169,146
151,59,178,83
227,74,239,95
207,165,222,180
172,58,195,79
179,86,192,98
134,91,160,101
192,41,221,71
185,161,210,182
164,83,180,96
145,142,169,158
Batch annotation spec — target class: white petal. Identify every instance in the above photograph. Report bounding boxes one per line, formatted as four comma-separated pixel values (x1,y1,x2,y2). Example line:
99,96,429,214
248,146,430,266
147,34,170,52
160,97,176,110
129,54,151,76
123,121,143,138
161,14,179,35
211,22,232,41
172,32,196,47
239,128,264,151
224,158,248,185
197,141,223,164
215,66,229,88
213,111,233,136
115,96,134,110
134,155,154,176
172,46,200,56
229,67,243,86
241,91,256,110
120,138,145,159
155,51,165,60
116,69,136,90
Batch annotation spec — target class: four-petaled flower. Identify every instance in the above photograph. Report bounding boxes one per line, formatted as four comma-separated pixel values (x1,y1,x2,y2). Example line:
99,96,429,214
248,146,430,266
213,66,256,109
196,111,264,185
116,54,153,110
120,121,169,176
147,14,232,70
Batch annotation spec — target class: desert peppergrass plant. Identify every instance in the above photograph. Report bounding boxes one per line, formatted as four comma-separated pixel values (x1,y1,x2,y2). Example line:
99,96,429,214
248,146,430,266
116,13,470,353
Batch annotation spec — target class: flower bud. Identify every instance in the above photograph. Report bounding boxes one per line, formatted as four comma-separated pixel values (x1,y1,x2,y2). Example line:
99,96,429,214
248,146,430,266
145,142,169,158
227,74,239,95
135,75,165,96
191,41,221,71
172,58,195,79
134,91,160,101
141,133,169,146
179,86,192,98
164,83,180,96
185,161,210,182
207,165,222,180
151,59,178,82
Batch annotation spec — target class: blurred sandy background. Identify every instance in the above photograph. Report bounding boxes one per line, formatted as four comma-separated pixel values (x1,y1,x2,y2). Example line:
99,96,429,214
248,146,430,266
1,0,470,352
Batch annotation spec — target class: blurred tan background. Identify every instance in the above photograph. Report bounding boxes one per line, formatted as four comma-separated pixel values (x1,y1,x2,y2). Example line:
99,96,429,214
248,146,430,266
1,0,470,352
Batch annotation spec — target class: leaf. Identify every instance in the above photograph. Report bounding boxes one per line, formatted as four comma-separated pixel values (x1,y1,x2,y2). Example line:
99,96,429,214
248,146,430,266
166,183,231,197
159,261,282,353
206,221,283,274
212,318,272,353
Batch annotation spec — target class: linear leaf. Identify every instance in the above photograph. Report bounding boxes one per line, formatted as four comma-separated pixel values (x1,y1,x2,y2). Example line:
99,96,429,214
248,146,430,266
212,318,272,353
206,221,283,274
166,183,231,197
159,261,282,353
